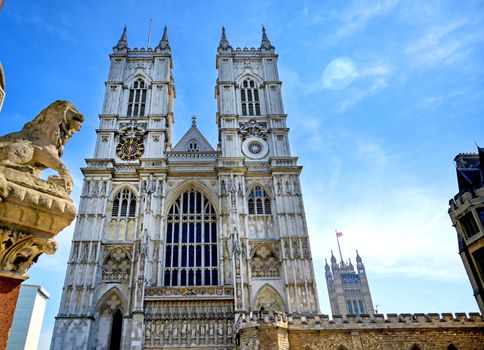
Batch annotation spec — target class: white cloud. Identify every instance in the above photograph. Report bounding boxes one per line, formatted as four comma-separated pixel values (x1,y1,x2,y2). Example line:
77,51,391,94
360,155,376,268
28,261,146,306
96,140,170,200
405,20,476,68
322,58,358,89
318,58,392,110
333,0,400,39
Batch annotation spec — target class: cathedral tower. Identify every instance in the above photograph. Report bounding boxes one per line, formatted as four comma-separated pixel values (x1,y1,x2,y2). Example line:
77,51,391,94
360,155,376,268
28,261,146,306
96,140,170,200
51,27,319,350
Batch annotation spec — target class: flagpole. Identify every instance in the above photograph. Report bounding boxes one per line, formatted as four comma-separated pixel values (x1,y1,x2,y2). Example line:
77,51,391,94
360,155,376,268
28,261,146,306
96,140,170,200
336,230,343,263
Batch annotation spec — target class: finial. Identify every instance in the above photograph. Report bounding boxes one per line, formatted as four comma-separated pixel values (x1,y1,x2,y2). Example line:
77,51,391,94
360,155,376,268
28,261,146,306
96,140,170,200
260,25,274,51
356,249,362,263
218,26,232,51
192,115,197,126
330,250,336,263
156,25,171,51
115,25,128,50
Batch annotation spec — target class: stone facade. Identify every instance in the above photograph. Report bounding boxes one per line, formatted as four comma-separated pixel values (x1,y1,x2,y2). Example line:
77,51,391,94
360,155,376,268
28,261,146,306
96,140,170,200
237,312,484,350
51,27,319,350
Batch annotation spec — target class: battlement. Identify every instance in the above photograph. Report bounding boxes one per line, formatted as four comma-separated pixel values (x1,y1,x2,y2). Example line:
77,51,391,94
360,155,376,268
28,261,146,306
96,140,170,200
236,311,484,333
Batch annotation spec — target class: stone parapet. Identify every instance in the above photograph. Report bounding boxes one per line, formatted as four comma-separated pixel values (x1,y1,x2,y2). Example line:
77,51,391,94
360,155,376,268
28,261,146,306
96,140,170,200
237,311,484,350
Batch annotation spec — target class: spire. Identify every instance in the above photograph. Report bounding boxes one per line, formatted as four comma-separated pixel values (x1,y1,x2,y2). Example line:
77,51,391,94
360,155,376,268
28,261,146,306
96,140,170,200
114,25,128,51
330,250,337,264
218,26,232,51
356,249,362,263
156,26,171,52
260,26,275,51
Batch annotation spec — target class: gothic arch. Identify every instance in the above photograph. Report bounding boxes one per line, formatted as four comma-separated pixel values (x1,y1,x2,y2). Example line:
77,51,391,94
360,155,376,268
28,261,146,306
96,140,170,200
109,184,138,201
246,182,272,197
235,72,264,86
447,344,458,350
96,287,127,315
410,345,422,350
163,184,219,286
124,71,152,87
253,284,285,312
164,180,219,216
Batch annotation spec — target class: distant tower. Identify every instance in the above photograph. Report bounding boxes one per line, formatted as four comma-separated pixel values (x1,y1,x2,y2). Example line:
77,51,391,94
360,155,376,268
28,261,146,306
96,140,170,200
325,250,375,316
448,147,484,314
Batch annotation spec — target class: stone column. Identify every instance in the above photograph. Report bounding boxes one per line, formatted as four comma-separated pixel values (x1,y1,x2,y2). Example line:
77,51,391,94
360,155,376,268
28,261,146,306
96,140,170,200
0,100,82,348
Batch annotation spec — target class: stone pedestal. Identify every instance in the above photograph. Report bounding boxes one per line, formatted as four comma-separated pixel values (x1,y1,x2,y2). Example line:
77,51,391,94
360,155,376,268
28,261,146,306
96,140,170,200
0,166,76,348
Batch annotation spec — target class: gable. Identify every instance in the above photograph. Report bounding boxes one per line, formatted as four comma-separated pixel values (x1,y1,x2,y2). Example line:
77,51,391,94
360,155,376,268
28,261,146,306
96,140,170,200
172,123,214,152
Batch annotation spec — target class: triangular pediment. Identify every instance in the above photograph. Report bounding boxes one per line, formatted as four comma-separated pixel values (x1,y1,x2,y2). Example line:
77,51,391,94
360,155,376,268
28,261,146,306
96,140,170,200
172,123,214,152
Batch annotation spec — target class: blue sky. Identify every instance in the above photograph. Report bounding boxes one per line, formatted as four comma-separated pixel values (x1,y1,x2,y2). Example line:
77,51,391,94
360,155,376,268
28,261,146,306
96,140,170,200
1,0,484,348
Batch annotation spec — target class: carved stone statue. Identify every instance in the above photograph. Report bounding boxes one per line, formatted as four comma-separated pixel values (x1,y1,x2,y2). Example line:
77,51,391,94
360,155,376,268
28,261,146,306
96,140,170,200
0,100,83,194
0,100,82,348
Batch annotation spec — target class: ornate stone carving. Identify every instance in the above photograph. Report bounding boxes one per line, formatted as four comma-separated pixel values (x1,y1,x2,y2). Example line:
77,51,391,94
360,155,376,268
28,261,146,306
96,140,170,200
144,300,234,347
102,247,131,281
254,285,285,312
250,244,280,278
0,101,81,280
0,100,83,193
0,229,57,278
239,119,268,139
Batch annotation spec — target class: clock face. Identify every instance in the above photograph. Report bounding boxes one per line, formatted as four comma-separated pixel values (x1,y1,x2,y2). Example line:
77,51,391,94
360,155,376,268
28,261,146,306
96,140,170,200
116,138,144,161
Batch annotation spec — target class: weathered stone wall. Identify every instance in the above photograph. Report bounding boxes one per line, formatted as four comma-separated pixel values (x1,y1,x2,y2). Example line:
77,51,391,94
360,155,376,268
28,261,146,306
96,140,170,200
237,312,484,350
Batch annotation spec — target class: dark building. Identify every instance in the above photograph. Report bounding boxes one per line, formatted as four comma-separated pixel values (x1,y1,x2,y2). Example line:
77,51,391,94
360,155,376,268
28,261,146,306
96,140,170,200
448,147,484,313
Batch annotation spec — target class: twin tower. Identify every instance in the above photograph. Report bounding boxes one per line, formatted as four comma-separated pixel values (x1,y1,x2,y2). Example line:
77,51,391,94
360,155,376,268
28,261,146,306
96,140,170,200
50,27,321,349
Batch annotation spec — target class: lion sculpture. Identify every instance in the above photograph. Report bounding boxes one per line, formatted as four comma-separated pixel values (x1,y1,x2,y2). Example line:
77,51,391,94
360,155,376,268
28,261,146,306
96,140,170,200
0,100,84,193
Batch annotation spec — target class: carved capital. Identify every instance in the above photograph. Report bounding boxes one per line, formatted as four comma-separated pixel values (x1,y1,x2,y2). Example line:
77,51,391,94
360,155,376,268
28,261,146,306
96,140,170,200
0,229,58,279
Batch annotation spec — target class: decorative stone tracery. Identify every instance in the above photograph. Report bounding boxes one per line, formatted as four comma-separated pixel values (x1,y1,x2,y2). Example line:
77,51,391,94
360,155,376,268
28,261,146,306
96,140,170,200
254,285,285,312
102,247,131,281
250,243,279,278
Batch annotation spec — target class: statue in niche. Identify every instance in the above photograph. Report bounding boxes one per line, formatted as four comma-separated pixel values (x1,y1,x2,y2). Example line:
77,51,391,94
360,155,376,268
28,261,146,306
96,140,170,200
190,322,197,340
163,321,169,339
0,100,84,194
217,322,224,338
277,179,283,195
220,179,227,195
209,322,214,338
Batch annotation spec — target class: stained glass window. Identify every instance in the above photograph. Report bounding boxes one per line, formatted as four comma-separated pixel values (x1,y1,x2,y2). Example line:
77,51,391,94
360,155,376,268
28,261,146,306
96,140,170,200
164,189,218,286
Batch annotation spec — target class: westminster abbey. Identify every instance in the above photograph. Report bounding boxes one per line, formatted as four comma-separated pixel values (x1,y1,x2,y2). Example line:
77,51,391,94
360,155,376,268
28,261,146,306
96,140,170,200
50,27,484,350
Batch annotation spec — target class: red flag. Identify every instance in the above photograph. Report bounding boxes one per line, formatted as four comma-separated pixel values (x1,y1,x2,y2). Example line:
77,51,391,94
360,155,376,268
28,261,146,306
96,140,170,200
336,231,343,237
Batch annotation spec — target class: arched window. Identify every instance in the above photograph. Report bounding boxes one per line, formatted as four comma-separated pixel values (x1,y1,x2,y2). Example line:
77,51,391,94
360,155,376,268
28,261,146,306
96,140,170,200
109,309,123,350
188,140,199,152
164,189,218,286
347,300,353,315
447,345,458,350
127,78,147,117
112,188,137,219
358,300,365,314
353,300,359,316
240,79,260,116
248,185,271,215
410,345,421,350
